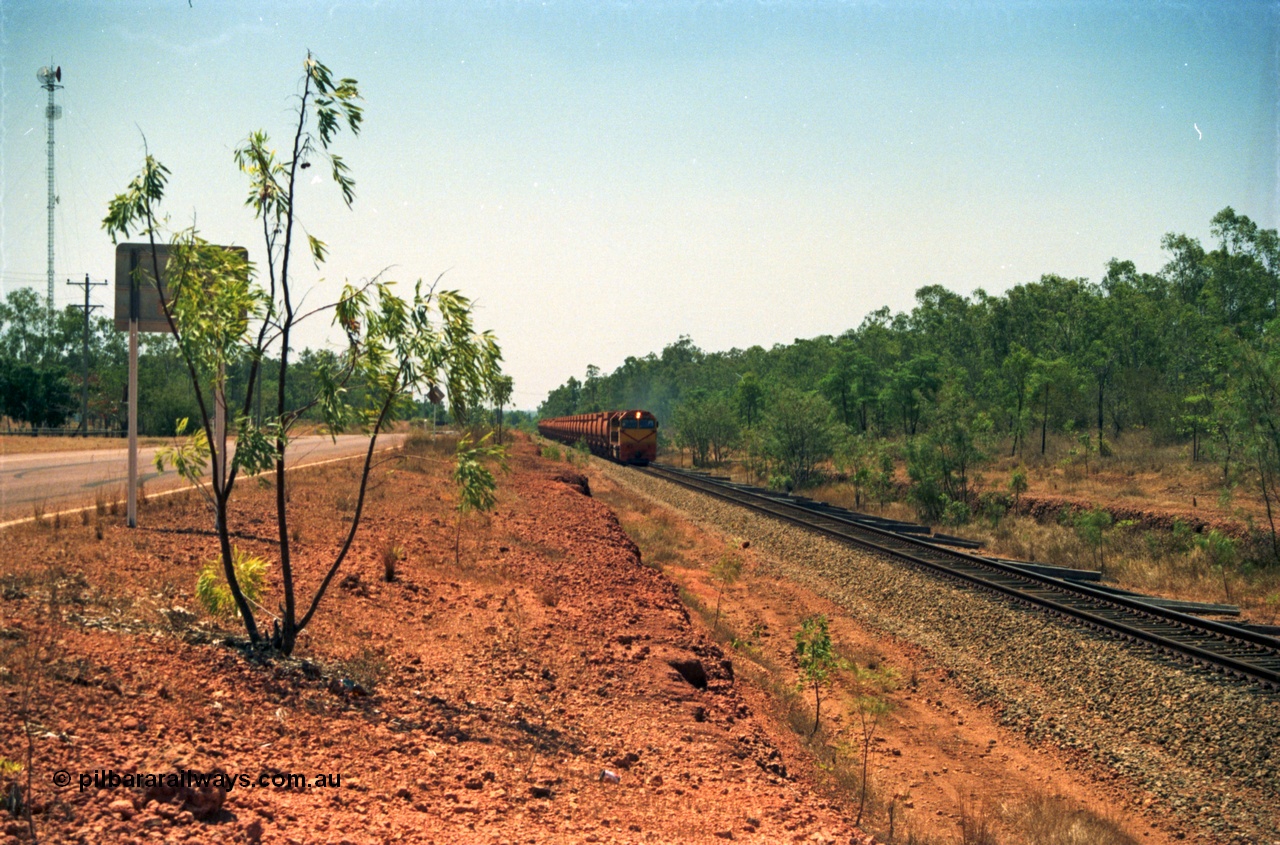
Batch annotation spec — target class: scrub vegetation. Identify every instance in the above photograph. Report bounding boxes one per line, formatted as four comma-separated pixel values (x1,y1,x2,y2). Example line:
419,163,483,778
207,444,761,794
541,209,1280,610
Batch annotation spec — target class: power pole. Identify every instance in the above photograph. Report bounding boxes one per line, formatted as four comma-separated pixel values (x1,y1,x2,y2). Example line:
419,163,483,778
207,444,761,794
67,273,106,435
38,65,63,312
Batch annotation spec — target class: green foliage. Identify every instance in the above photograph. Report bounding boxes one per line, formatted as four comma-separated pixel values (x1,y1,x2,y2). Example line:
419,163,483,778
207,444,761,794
851,694,893,826
736,372,765,427
1008,466,1029,513
0,359,73,430
154,417,212,483
1074,507,1114,573
532,207,1280,556
794,614,840,737
490,374,514,442
1194,529,1239,599
834,434,875,508
710,552,744,627
455,433,506,514
453,433,508,565
102,53,504,655
766,389,837,488
195,548,269,619
674,391,740,466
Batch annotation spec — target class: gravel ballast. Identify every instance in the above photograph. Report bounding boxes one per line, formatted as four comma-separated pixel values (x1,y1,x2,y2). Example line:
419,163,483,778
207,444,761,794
598,462,1280,844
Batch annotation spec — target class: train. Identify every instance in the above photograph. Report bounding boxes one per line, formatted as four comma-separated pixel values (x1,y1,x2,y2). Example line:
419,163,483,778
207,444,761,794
538,410,659,465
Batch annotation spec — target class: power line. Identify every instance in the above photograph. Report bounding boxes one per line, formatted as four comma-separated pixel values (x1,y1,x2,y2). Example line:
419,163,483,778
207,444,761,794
67,273,106,434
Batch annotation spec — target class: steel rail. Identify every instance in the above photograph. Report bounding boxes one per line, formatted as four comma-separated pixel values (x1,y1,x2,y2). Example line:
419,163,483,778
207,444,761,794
638,463,1280,688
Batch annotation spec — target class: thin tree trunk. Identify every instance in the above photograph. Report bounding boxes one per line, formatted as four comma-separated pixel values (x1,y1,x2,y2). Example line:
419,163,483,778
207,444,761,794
1041,385,1050,455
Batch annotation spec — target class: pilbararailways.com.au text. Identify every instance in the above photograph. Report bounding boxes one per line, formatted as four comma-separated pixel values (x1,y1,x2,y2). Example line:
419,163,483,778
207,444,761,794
63,769,343,792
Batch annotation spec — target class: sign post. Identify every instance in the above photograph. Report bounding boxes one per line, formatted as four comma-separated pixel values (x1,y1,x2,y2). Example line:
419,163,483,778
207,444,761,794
427,384,444,436
114,243,246,528
127,248,139,527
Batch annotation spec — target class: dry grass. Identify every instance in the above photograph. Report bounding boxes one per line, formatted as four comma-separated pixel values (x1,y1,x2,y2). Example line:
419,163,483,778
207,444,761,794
962,513,1280,622
880,792,1137,845
708,425,1280,622
0,435,167,455
593,487,692,572
1005,793,1137,845
401,427,461,472
597,469,1147,845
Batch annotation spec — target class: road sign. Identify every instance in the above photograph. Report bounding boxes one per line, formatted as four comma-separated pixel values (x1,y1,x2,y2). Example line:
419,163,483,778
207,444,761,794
114,242,249,333
114,241,247,527
427,384,444,405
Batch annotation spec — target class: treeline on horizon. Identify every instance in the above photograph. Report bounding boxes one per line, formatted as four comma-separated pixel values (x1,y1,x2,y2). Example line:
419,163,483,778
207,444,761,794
0,286,389,436
538,208,1280,553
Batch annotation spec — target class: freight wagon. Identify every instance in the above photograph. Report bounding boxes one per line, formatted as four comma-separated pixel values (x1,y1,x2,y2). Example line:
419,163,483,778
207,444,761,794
538,410,659,465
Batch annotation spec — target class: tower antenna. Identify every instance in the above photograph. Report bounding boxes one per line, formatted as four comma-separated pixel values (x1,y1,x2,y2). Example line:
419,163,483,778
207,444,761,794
37,64,62,312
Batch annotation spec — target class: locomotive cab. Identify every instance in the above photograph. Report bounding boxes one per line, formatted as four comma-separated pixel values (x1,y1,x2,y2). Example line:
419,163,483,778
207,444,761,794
617,410,658,464
539,409,658,464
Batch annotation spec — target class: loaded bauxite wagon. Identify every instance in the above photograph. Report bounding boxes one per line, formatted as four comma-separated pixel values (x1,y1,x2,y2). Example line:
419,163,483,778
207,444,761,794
538,410,659,464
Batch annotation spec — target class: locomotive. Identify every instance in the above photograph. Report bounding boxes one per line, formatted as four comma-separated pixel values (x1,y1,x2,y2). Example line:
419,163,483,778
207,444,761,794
538,410,659,465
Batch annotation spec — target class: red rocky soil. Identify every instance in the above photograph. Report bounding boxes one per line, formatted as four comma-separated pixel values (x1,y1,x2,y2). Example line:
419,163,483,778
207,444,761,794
586,469,1184,845
0,435,867,844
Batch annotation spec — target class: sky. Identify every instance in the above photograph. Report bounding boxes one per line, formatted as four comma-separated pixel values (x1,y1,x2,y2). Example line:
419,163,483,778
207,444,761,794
1,0,1277,409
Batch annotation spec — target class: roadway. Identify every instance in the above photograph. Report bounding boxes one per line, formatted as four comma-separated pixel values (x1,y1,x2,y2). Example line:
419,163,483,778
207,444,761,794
0,433,405,521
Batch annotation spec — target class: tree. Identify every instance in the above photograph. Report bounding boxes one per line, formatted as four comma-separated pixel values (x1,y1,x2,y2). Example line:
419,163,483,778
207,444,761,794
794,614,839,737
1029,356,1074,455
736,372,765,428
490,374,514,445
0,361,72,432
104,53,501,655
674,391,740,466
999,343,1035,457
1074,507,1114,574
453,433,507,566
710,552,743,628
905,385,990,524
819,356,856,428
1177,393,1213,463
880,354,940,436
765,389,837,488
852,695,891,826
1008,466,1028,514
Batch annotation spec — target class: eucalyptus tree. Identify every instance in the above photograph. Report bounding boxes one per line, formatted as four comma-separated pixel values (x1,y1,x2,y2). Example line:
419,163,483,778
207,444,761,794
103,53,501,655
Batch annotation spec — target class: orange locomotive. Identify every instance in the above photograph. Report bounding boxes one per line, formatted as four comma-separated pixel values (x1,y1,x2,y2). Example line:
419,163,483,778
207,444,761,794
537,410,659,465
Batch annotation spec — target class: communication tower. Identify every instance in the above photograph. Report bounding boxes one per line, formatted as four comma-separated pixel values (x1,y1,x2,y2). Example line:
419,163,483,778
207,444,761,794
37,65,62,311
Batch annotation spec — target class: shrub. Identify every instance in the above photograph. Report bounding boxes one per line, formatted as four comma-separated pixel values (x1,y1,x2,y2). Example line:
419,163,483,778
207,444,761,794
710,552,743,628
196,548,269,619
795,614,840,737
381,543,404,582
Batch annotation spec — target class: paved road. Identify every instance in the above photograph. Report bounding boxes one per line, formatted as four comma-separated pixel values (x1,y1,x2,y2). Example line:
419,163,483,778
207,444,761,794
0,433,404,520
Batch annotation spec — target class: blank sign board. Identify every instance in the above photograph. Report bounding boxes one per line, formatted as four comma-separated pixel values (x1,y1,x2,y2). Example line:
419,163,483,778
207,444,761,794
114,243,248,333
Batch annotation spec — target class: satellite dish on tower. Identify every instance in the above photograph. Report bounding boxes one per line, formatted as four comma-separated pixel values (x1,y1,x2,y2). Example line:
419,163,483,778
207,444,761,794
37,66,61,86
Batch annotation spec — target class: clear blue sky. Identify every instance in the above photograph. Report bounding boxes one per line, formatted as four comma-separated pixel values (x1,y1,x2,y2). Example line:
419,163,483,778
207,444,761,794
1,0,1276,408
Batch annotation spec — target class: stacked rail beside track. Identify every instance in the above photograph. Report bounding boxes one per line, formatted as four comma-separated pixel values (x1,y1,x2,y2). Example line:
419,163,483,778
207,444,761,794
637,463,1280,689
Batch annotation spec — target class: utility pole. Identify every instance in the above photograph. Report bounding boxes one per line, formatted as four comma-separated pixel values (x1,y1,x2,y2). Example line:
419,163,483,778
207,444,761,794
67,273,106,434
37,65,63,312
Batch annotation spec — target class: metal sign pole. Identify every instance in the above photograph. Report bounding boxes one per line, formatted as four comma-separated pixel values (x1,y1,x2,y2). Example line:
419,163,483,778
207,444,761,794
127,254,139,528
114,242,247,531
215,365,226,488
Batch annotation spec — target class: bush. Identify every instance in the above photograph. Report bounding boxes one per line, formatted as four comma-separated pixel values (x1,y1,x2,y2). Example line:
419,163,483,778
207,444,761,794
196,548,269,619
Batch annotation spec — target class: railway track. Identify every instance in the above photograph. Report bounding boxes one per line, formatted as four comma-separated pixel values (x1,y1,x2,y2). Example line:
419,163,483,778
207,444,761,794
637,462,1280,689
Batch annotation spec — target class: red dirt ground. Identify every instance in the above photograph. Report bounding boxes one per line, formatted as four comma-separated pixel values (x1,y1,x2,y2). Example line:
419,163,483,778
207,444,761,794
587,469,1182,845
1,436,869,844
